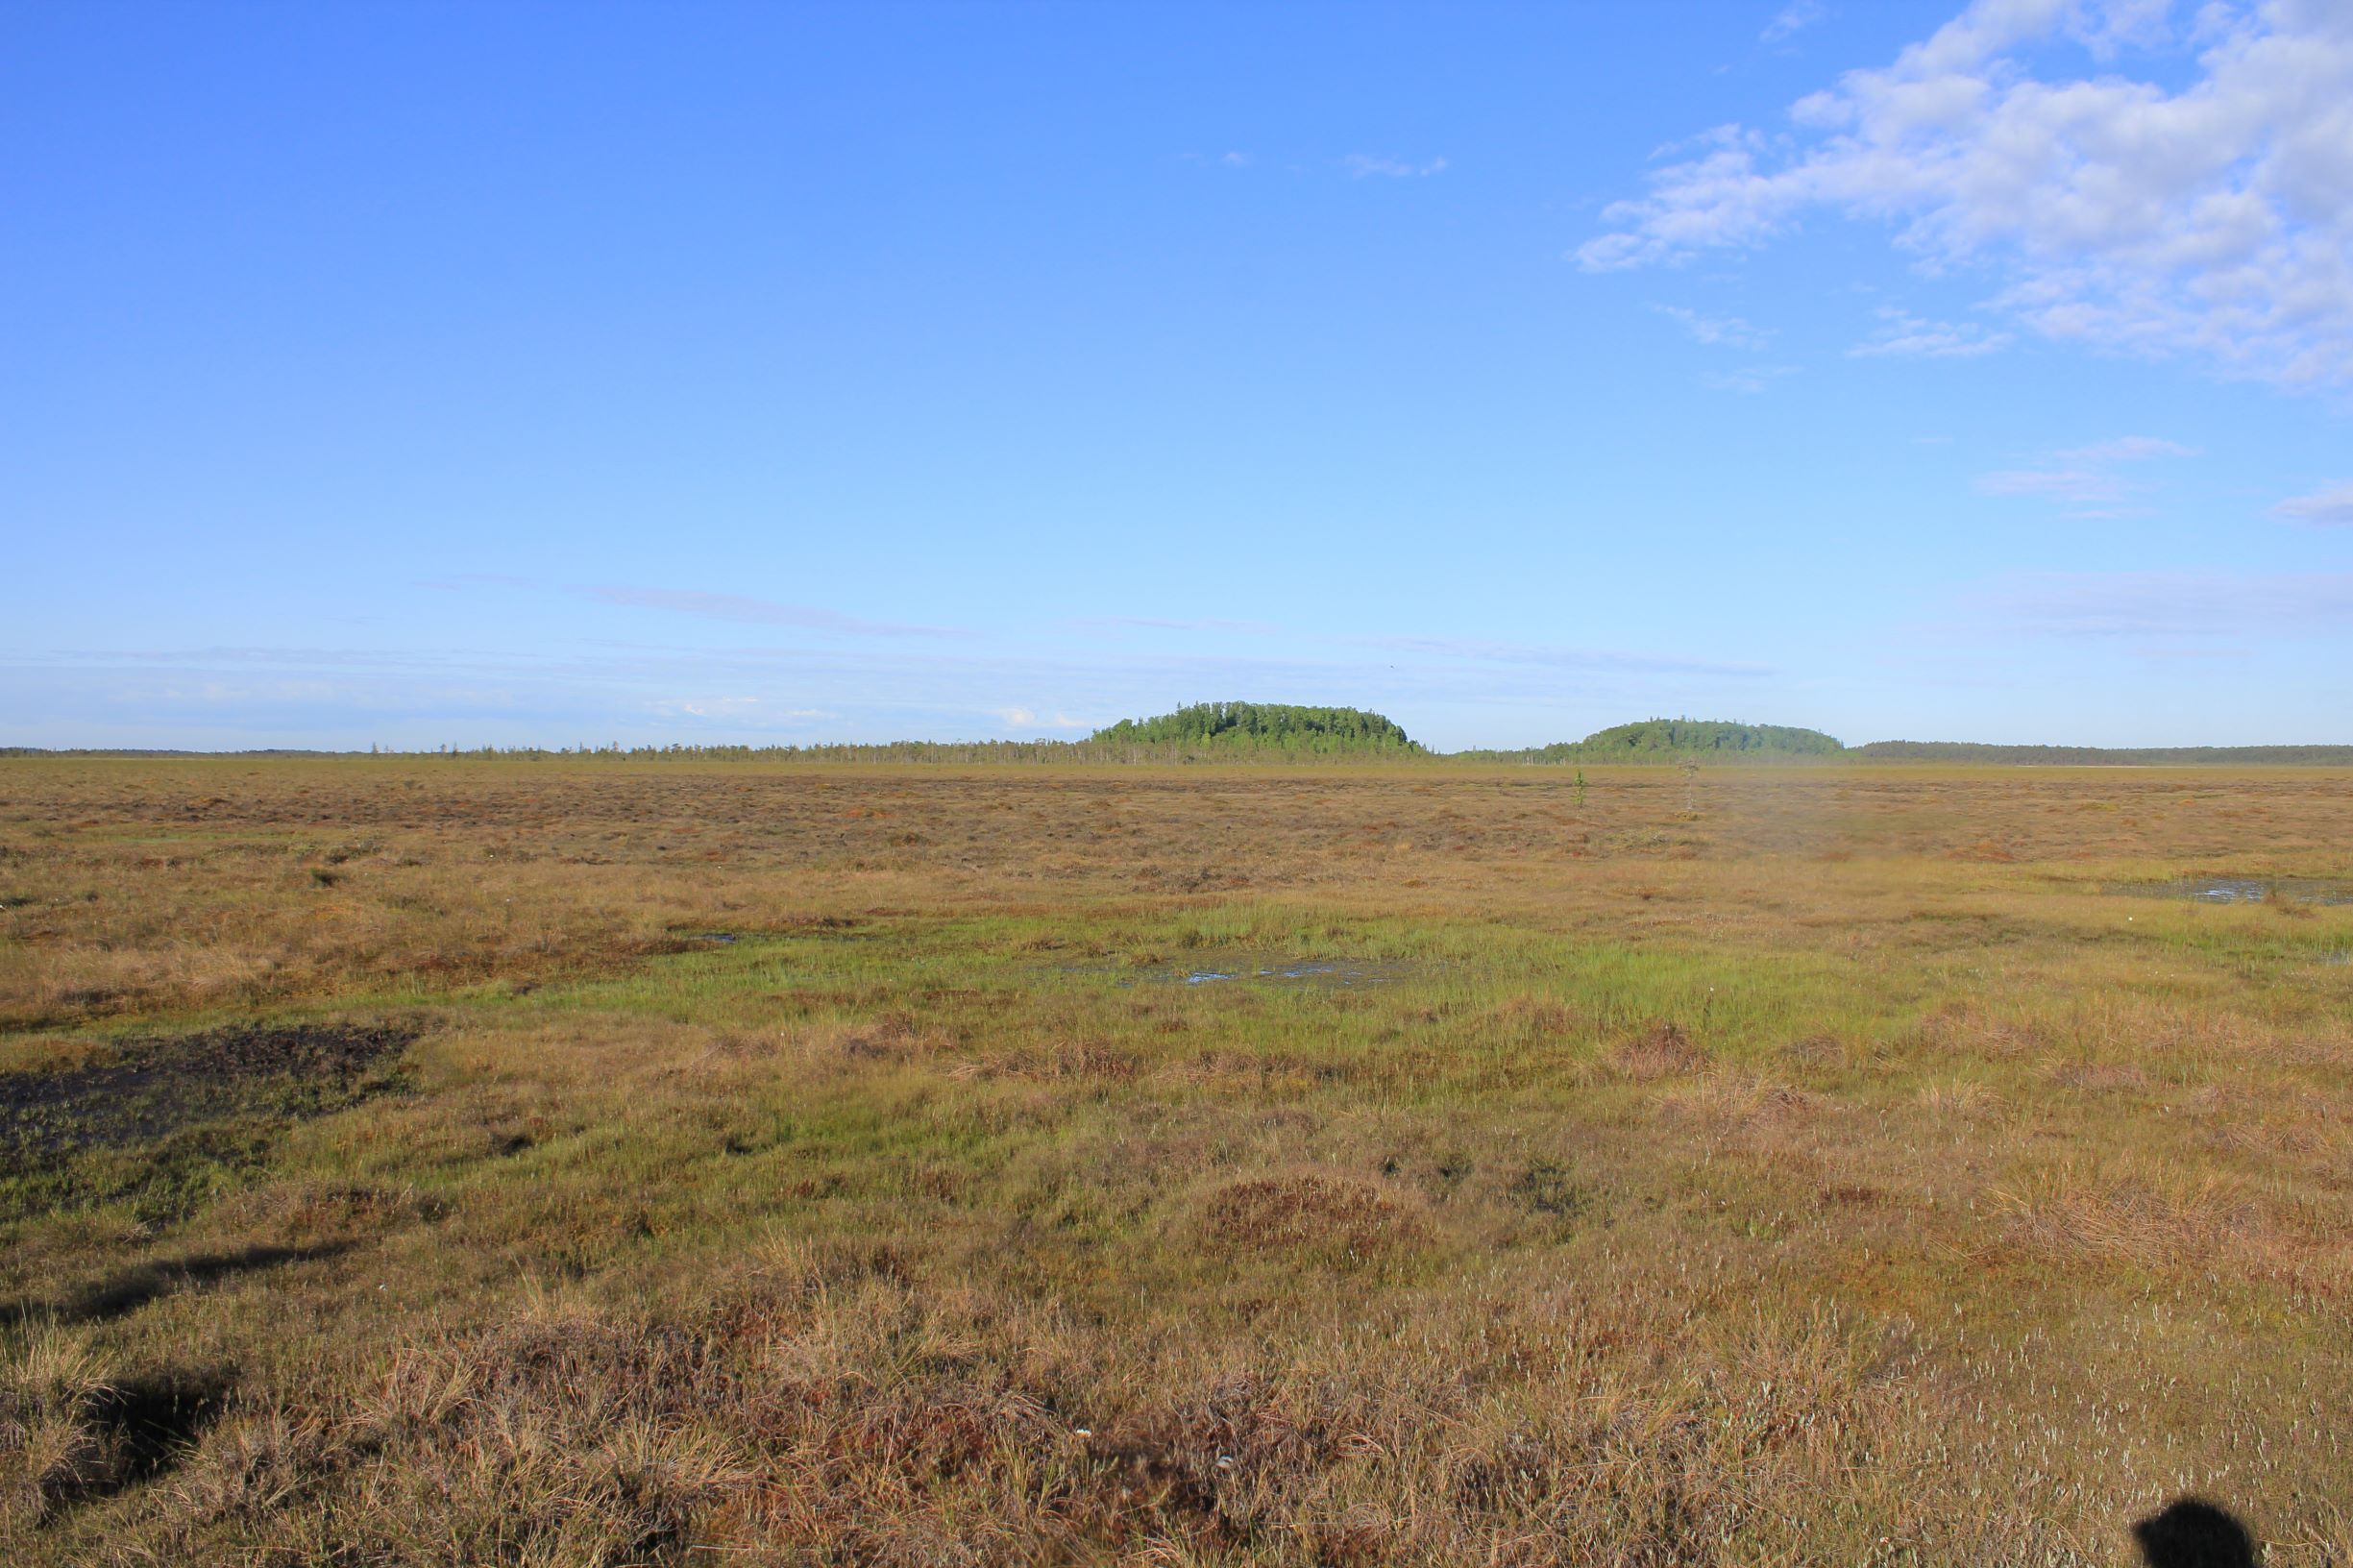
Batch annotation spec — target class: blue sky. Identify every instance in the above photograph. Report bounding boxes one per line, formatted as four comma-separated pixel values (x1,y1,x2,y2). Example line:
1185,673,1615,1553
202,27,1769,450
5,0,2349,751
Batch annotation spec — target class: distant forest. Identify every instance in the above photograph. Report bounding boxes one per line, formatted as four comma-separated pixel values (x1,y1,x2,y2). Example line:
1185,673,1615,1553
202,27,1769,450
0,703,1427,765
1460,720,1846,762
1089,702,1422,754
10,715,2353,766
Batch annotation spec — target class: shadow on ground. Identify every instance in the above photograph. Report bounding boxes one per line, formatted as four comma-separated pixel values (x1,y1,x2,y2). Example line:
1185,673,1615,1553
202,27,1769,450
2135,1498,2260,1568
2,1240,352,1327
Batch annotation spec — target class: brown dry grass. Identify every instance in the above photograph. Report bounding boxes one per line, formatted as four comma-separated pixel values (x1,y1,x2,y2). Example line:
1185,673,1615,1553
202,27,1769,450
2,756,2352,1562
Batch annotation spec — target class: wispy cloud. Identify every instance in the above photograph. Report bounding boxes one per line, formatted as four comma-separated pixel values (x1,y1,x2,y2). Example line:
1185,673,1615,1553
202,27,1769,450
2055,436,2200,463
1980,571,2353,638
1977,470,2128,504
0,630,1788,751
1700,364,1799,394
1342,154,1447,179
1066,615,1282,635
1850,307,2010,359
1653,304,1772,350
1761,1,1828,44
582,586,961,638
1357,634,1769,678
2273,482,2353,526
1978,433,2196,513
652,697,832,722
2128,645,2254,662
992,706,1092,731
417,573,536,591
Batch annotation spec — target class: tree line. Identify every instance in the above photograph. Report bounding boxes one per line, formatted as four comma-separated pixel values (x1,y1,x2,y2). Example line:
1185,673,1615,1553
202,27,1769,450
1089,701,1421,753
1459,719,1846,762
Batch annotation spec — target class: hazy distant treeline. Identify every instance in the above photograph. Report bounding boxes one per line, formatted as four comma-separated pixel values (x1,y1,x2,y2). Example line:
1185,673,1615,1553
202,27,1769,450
10,721,2351,767
1853,741,2353,765
0,741,1436,765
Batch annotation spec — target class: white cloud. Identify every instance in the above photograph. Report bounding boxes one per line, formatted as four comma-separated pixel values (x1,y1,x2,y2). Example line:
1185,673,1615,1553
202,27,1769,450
1850,306,2012,357
1343,154,1448,179
2273,482,2353,524
1653,303,1774,349
1579,0,2353,387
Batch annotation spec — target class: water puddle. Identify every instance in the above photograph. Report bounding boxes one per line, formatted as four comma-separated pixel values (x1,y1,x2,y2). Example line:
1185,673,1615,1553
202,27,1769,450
1135,954,1423,989
2109,877,2353,906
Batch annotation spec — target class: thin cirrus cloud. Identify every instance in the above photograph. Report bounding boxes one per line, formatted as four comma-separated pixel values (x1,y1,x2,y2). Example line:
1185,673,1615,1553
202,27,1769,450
1059,622,1767,677
417,573,537,591
1358,634,1770,678
1981,570,2353,638
1701,365,1800,395
1652,304,1773,350
1762,2,1830,45
581,586,962,638
1849,307,2011,359
2053,436,2201,463
651,697,833,723
1976,433,2196,514
1977,470,2129,504
1066,614,1284,636
1342,154,1447,179
1578,0,2353,388
2273,482,2353,525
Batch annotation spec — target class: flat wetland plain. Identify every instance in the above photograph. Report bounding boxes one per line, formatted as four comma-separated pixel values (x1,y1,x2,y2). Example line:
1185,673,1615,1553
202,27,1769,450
3,756,2351,1564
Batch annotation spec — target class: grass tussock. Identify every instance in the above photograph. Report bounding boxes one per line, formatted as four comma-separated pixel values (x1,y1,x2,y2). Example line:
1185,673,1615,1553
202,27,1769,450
1601,1020,1709,1082
72,1257,1941,1565
1198,1171,1429,1264
0,1328,114,1530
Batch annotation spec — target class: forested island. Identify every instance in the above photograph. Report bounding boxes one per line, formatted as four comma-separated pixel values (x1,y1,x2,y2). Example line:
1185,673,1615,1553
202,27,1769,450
1089,701,1421,754
1462,720,1845,762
